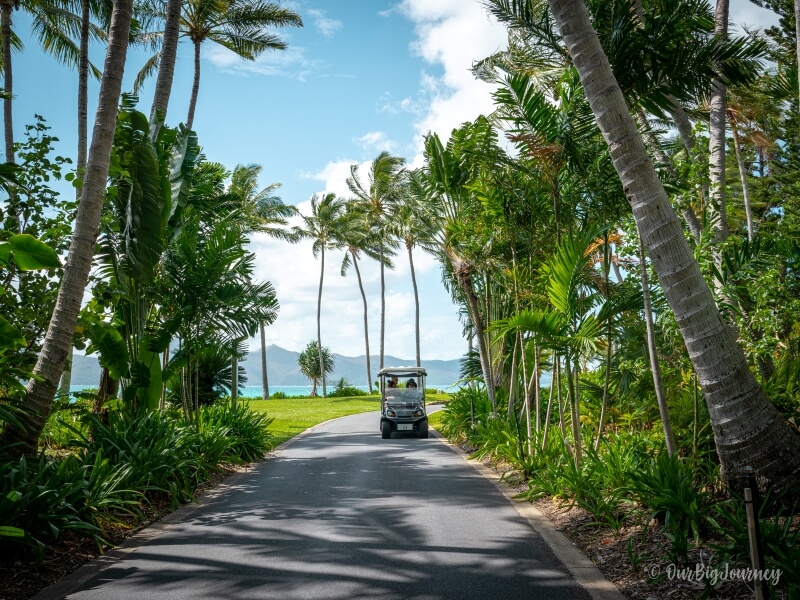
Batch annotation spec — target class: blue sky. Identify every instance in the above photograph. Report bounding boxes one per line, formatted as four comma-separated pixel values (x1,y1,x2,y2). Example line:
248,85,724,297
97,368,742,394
10,0,778,362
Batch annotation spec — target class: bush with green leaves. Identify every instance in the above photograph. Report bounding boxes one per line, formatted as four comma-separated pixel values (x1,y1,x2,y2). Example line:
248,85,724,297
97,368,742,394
0,452,135,562
197,401,274,463
437,387,492,442
72,410,207,507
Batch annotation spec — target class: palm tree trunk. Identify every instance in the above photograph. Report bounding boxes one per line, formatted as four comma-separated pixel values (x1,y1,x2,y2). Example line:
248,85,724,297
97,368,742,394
564,352,582,467
637,107,703,244
77,0,90,183
186,40,202,130
595,234,613,451
638,236,677,455
2,0,13,166
0,0,134,455
379,245,385,371
548,0,800,487
796,0,800,113
555,355,573,458
57,344,74,399
231,349,238,409
317,247,326,397
408,244,421,367
452,256,496,412
507,338,519,417
149,0,182,137
709,0,730,246
730,119,754,241
352,251,372,393
260,323,269,399
541,369,555,451
518,332,532,453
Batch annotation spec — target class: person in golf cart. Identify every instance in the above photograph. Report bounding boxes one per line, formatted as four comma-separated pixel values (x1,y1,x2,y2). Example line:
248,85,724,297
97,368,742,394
379,367,428,439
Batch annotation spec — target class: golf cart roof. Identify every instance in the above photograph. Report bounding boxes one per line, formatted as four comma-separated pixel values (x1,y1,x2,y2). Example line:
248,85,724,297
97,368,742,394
378,366,427,377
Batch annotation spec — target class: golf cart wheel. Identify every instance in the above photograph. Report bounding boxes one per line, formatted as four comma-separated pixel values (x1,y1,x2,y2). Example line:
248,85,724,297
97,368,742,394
381,421,392,439
418,420,429,439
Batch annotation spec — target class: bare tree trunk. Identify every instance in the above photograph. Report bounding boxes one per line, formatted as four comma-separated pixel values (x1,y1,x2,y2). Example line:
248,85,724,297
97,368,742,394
352,251,372,393
57,343,74,401
231,349,238,409
548,0,800,487
519,332,532,454
730,119,755,241
555,356,573,458
408,244,421,367
541,369,555,451
0,0,134,455
453,258,496,412
379,245,385,371
795,0,800,116
317,246,326,397
709,0,730,246
638,236,677,455
77,0,90,186
149,0,182,137
186,40,201,130
508,338,519,417
2,0,13,166
595,234,613,451
260,323,269,399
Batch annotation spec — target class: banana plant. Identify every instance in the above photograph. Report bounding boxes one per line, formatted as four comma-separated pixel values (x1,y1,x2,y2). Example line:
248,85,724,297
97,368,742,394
83,97,199,412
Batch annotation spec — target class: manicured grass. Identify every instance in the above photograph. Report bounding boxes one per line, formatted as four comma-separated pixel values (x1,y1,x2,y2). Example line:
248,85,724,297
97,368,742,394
427,409,445,431
247,393,452,448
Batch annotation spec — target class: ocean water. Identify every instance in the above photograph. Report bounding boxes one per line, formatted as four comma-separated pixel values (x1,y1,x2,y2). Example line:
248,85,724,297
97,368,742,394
68,383,460,398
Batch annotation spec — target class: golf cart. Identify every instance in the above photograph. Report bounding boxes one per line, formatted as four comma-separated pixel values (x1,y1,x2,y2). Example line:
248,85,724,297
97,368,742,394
379,366,428,439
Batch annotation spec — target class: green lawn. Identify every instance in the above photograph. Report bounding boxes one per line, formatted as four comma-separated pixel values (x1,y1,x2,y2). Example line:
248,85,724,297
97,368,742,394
247,393,451,448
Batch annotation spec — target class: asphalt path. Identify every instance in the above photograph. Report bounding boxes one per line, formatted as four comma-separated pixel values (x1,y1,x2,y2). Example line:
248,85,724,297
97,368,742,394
45,410,595,600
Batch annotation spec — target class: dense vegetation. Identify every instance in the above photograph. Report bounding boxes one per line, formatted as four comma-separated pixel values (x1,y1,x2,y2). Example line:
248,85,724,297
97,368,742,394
0,0,799,596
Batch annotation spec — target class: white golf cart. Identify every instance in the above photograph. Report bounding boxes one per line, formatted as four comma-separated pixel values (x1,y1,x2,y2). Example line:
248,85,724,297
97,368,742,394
378,366,428,439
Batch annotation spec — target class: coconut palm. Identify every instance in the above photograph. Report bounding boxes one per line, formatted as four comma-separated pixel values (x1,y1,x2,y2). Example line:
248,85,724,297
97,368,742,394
347,151,404,372
135,0,301,130
0,0,135,455
293,193,348,398
546,0,800,487
227,163,295,399
297,340,334,397
339,203,386,394
393,170,437,368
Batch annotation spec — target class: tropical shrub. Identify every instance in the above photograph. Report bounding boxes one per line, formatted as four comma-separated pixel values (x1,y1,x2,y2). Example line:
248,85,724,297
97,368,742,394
328,378,368,398
197,401,274,463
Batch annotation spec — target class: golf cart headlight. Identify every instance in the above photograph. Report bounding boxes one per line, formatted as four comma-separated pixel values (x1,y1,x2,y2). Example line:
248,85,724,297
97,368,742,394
387,409,396,417
414,409,424,417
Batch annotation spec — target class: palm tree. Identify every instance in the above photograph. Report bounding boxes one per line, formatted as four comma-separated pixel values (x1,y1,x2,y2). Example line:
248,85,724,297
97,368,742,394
149,0,182,137
0,0,135,455
297,340,334,397
293,193,347,398
347,152,404,372
546,0,800,487
339,203,385,394
227,163,295,399
393,170,434,368
135,0,302,130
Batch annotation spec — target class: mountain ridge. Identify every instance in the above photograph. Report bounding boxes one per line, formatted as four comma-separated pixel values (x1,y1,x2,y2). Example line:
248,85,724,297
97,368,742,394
69,344,463,388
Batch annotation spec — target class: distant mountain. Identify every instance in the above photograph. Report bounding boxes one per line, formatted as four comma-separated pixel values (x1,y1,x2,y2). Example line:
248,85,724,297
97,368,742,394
70,345,463,388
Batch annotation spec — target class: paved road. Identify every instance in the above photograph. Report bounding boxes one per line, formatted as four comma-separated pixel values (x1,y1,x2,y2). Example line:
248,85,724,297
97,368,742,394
47,411,594,600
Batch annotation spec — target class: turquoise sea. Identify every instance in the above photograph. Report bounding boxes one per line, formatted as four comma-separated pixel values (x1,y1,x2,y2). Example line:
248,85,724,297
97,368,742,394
68,383,460,398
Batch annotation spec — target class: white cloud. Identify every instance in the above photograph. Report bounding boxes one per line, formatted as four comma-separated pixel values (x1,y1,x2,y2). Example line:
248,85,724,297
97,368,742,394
307,8,343,37
300,159,370,198
396,1,507,153
205,44,322,81
353,130,398,153
729,0,780,32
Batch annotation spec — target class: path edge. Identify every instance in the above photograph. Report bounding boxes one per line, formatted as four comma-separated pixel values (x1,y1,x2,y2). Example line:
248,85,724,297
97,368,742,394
29,416,344,600
430,428,626,600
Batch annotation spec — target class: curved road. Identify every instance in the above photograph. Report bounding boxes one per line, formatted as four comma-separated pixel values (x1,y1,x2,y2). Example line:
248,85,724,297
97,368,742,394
40,411,595,600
